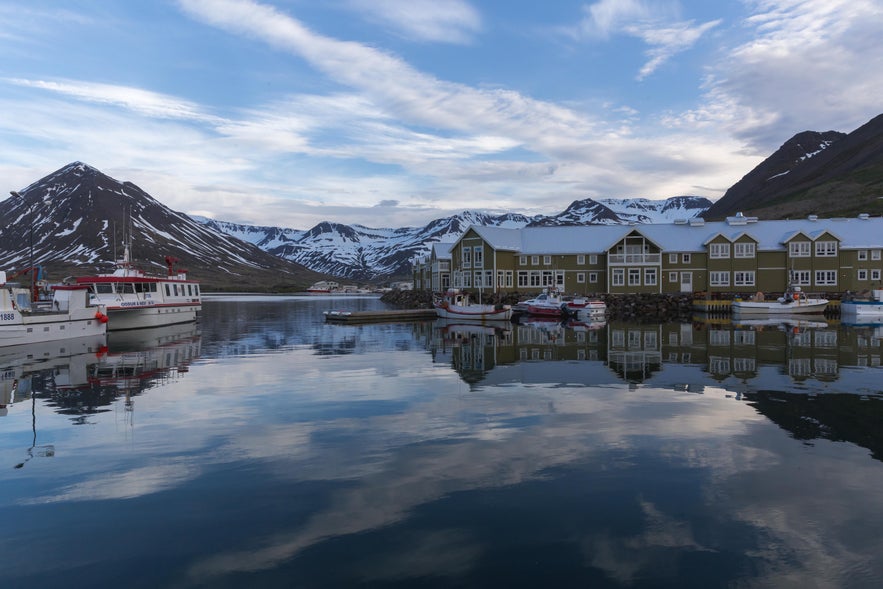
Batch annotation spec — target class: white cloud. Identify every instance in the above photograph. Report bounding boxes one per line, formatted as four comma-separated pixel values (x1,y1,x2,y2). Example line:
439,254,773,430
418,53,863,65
346,0,482,44
672,0,883,150
576,0,719,79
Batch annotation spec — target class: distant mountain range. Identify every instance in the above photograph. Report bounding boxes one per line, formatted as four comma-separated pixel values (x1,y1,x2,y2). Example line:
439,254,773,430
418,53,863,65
1,112,881,286
195,195,711,280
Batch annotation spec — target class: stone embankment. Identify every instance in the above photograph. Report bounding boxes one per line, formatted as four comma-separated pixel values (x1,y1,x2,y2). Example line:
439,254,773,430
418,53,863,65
381,290,694,322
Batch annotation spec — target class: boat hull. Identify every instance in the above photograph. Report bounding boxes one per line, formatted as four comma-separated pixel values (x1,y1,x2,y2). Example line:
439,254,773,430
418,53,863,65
105,304,201,330
840,301,883,318
731,300,828,315
434,304,512,322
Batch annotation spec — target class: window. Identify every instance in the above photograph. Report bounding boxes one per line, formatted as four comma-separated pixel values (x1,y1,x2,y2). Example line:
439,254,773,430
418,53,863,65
96,283,113,294
815,270,837,286
462,272,471,287
682,253,691,264
531,255,539,265
789,241,811,257
612,268,625,286
873,250,881,261
669,253,678,264
473,246,483,268
734,242,756,258
710,271,729,286
858,250,869,261
734,271,755,286
792,270,811,286
519,255,527,265
873,269,881,280
709,243,730,258
530,271,541,287
577,255,585,265
669,272,678,282
815,241,837,257
644,268,657,286
543,255,551,265
517,271,529,287
628,268,641,286
858,269,868,281
577,272,585,283
589,254,598,265
462,247,472,268
497,271,513,288
589,272,598,283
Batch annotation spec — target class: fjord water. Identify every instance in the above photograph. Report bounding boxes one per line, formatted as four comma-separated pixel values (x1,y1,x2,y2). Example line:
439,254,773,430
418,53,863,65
2,296,883,588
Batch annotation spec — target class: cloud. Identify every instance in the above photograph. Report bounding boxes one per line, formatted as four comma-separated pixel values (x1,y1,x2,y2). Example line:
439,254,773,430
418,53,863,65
575,0,720,79
346,0,482,44
670,0,883,150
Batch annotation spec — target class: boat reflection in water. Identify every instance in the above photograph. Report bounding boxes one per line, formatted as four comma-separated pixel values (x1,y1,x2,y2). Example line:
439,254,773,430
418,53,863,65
1,323,201,423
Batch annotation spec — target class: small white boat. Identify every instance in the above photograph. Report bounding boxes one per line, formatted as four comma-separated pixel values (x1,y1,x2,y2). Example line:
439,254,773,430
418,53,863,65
433,289,512,322
72,238,201,331
307,281,340,294
732,286,828,315
566,297,607,320
841,289,883,319
1,270,108,347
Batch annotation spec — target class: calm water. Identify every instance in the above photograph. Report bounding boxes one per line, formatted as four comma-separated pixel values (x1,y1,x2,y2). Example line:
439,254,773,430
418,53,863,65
2,295,883,588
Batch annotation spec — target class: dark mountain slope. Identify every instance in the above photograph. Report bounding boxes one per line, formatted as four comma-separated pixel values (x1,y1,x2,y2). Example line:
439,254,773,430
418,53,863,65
705,113,883,219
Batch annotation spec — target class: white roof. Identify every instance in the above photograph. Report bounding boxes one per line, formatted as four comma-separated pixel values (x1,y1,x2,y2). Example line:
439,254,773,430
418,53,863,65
462,216,883,254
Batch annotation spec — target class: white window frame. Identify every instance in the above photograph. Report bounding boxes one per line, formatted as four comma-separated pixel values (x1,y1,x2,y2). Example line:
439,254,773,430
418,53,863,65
473,246,484,268
543,255,552,265
517,271,529,287
792,270,811,286
858,250,869,261
815,240,837,257
577,255,585,265
628,268,641,286
789,242,811,257
577,272,585,283
709,243,730,259
710,271,729,287
589,254,598,265
872,250,881,261
872,269,881,281
734,271,755,287
644,268,657,286
612,268,625,286
669,271,678,282
815,270,837,286
462,247,472,269
858,269,868,281
519,255,527,266
669,253,678,264
734,242,756,258
531,255,539,265
589,272,598,284
682,253,691,264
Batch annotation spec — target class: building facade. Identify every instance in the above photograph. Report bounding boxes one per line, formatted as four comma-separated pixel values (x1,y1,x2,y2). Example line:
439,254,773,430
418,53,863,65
413,214,883,297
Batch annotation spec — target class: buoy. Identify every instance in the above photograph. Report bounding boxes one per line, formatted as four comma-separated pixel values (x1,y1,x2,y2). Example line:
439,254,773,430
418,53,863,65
94,311,109,323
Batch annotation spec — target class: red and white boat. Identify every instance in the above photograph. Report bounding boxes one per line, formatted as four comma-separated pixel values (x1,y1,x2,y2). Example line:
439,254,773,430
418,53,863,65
72,241,201,331
433,289,512,322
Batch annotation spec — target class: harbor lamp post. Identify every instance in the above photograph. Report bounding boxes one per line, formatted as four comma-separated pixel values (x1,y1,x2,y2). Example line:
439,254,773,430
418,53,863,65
10,190,35,298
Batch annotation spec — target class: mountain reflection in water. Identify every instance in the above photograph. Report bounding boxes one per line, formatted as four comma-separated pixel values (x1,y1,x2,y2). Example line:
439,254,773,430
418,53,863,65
1,295,882,588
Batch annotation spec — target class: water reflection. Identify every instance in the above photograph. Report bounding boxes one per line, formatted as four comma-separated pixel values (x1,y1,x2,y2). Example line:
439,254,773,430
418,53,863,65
2,298,883,588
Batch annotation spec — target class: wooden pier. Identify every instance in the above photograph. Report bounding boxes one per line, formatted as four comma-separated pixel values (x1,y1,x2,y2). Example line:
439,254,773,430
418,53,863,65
323,309,438,323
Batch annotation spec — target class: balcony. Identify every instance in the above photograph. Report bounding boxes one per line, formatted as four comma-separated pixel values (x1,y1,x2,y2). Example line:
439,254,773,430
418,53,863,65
608,253,661,265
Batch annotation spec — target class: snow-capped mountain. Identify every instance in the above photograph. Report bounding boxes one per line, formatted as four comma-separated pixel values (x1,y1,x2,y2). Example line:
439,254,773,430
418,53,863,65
201,196,712,280
0,162,325,289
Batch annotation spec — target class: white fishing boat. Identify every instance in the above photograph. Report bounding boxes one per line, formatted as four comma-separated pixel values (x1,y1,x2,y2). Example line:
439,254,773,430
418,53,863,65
841,289,883,319
71,239,201,331
307,281,340,294
731,286,828,315
433,289,513,322
1,270,108,347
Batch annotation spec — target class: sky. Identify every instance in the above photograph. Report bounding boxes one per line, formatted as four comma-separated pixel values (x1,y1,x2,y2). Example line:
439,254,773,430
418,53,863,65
1,0,881,230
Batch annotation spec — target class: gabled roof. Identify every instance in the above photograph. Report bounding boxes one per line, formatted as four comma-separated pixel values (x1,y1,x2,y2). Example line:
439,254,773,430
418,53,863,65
455,216,883,256
431,241,454,260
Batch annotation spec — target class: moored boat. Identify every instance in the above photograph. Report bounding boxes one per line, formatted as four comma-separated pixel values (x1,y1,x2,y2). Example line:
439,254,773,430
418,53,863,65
841,289,883,319
1,270,108,347
731,286,828,315
71,240,201,331
307,281,340,294
433,289,513,322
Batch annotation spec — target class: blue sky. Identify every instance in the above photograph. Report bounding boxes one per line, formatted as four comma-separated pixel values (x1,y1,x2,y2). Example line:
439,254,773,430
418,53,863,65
1,0,880,230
